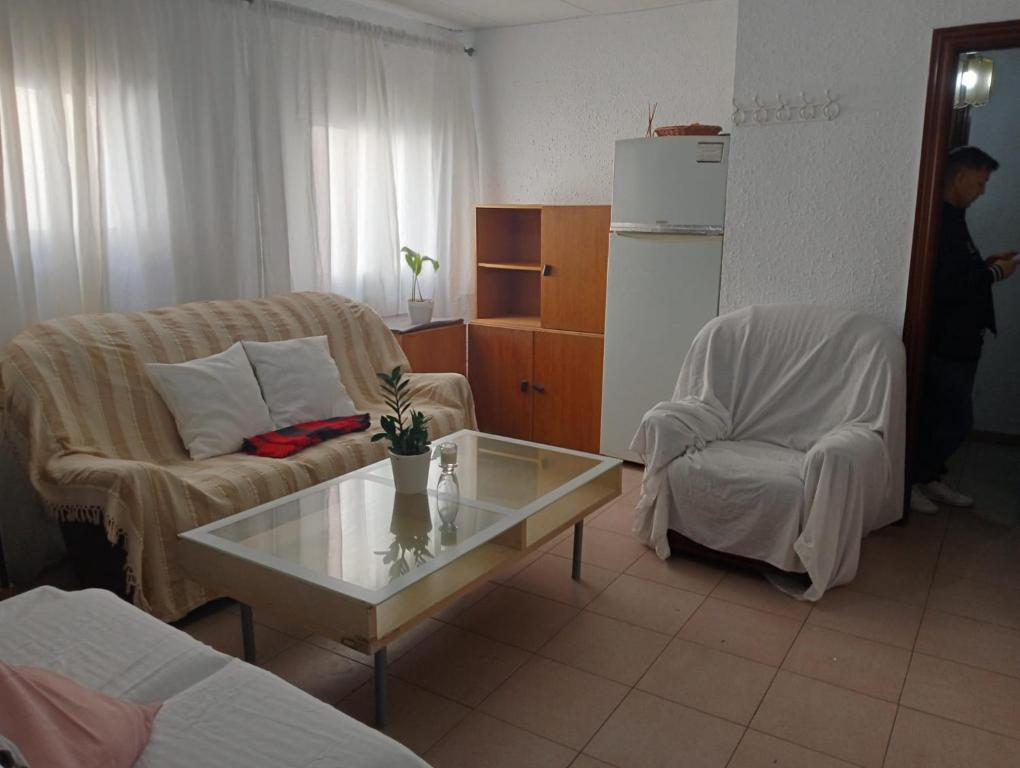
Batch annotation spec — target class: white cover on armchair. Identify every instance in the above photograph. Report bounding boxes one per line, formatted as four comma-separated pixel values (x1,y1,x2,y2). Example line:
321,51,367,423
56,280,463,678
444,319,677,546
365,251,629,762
630,304,905,600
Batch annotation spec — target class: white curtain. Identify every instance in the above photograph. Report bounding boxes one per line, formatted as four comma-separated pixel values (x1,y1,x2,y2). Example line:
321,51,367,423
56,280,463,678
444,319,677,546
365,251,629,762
0,0,478,345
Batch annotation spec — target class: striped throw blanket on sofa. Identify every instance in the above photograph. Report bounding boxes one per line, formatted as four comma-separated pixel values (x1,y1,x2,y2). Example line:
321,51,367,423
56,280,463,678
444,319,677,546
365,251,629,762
0,292,476,621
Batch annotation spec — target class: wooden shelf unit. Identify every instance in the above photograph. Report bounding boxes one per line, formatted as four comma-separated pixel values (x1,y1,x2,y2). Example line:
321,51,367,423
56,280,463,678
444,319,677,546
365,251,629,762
469,205,611,454
477,262,544,272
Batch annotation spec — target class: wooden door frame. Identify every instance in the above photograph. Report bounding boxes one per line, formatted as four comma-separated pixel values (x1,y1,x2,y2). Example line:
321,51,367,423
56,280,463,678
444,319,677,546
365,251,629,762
902,19,1020,510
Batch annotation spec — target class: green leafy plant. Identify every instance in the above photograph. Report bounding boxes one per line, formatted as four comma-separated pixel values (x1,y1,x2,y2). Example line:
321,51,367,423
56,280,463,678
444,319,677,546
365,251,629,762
371,366,431,455
401,246,439,302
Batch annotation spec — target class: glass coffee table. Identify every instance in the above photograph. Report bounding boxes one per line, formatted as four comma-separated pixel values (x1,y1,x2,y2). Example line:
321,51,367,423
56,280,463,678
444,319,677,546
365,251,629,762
178,430,622,726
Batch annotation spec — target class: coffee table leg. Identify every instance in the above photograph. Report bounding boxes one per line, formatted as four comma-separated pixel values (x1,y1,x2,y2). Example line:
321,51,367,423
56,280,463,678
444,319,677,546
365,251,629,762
572,520,584,581
240,603,256,663
375,647,388,728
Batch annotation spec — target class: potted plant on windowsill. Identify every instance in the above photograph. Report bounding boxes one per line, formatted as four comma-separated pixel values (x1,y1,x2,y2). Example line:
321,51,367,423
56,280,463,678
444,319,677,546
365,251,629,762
371,366,432,494
402,246,439,326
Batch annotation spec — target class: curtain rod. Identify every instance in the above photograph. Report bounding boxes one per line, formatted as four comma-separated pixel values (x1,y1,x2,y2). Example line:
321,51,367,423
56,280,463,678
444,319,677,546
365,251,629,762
239,0,473,55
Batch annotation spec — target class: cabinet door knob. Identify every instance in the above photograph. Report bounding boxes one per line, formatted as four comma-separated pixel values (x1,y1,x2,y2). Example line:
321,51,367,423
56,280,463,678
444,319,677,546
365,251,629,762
532,382,546,393
520,379,530,392
541,263,552,277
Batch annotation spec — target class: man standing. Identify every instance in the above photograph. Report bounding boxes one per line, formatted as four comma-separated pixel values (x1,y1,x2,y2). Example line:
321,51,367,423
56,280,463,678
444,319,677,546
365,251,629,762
913,146,1017,513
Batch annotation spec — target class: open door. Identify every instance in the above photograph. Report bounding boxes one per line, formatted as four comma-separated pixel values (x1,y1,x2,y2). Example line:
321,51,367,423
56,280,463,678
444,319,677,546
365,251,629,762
902,19,1020,515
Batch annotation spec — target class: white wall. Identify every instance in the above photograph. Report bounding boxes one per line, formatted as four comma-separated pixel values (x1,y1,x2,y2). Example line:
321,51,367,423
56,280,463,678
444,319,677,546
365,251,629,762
472,0,738,204
968,48,1020,434
722,0,1020,328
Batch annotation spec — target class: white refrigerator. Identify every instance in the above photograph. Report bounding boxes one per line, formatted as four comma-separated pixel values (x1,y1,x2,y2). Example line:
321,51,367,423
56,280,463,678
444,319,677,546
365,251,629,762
600,136,729,462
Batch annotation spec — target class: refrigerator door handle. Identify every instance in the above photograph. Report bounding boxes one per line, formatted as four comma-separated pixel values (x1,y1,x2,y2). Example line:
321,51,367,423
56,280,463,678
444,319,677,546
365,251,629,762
610,222,723,236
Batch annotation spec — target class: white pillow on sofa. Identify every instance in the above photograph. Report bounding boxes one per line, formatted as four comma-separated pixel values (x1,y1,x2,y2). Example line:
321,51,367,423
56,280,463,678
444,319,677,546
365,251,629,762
242,336,357,429
146,342,275,460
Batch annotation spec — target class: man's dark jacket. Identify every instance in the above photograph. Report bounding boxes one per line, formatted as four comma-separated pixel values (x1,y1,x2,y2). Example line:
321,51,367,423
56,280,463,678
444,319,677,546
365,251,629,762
931,201,996,361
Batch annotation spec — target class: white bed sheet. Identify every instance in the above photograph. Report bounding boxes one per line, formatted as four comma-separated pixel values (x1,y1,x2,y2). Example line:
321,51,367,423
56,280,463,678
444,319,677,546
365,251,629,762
0,588,429,768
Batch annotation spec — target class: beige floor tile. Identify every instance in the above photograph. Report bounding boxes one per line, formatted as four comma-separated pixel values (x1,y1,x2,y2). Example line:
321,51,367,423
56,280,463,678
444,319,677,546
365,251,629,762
637,638,775,725
885,707,1020,768
551,526,647,573
339,676,469,754
943,507,1017,550
251,606,315,640
425,711,576,768
310,617,443,667
587,573,703,635
871,508,949,545
750,671,896,768
859,529,941,571
781,624,910,702
490,550,544,584
589,492,640,536
848,551,935,607
901,653,1020,740
540,611,670,685
479,656,628,750
710,571,811,620
807,588,923,649
585,689,743,768
432,580,498,622
915,609,1020,678
389,624,530,706
927,571,1020,631
260,641,372,704
181,606,295,664
938,544,1020,591
728,730,857,768
569,756,616,768
937,521,1020,588
678,597,801,666
624,550,727,595
507,554,618,608
451,585,579,651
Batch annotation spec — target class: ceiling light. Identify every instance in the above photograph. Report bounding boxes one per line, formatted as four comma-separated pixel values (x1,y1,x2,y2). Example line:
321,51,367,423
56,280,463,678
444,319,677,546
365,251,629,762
954,53,994,109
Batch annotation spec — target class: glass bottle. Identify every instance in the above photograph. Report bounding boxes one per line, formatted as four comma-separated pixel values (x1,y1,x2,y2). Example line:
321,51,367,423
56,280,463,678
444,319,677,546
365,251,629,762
436,442,460,544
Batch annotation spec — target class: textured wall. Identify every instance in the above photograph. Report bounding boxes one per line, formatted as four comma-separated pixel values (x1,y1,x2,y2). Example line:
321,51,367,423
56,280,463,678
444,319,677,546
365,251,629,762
968,48,1020,434
472,0,738,204
722,0,1020,329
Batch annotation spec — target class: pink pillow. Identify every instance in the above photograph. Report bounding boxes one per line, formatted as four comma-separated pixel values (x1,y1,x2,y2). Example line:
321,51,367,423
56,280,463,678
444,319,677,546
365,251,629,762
0,662,160,768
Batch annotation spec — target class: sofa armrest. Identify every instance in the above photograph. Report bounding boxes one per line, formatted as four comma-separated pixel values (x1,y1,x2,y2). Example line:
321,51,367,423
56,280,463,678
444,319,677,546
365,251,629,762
403,372,477,431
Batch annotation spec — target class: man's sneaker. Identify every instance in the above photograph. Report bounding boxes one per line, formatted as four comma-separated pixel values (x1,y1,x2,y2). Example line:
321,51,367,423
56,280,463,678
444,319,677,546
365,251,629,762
921,480,973,508
910,485,939,514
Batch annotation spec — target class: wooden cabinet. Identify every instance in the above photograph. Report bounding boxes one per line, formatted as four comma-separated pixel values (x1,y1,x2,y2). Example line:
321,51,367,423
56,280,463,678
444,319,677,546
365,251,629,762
385,318,466,376
468,204,610,454
474,205,610,333
539,207,611,334
468,324,603,453
531,331,604,452
468,324,532,440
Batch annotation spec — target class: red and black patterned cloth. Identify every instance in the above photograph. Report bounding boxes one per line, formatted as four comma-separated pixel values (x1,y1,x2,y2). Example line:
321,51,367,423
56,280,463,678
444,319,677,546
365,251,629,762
242,414,371,458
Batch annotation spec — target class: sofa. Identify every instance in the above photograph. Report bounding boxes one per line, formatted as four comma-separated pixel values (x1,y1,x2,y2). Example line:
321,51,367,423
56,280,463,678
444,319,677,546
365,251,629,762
0,292,476,621
0,586,430,767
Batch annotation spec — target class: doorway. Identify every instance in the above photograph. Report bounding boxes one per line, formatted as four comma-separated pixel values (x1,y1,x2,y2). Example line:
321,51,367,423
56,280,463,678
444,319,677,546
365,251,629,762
903,19,1020,518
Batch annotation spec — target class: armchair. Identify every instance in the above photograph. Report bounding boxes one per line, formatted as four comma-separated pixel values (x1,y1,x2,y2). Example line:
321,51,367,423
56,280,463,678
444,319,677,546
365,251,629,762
631,305,905,600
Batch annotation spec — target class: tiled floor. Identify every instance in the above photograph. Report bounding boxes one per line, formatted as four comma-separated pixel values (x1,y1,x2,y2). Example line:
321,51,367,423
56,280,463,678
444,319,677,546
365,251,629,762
156,452,1020,766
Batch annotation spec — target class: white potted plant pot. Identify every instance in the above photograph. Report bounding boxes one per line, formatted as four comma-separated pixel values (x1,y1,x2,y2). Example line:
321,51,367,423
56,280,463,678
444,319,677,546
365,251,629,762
407,299,434,326
389,449,431,494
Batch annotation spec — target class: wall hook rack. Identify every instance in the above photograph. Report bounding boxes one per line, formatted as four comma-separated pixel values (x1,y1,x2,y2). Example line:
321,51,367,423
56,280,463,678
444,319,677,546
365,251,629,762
732,89,840,127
